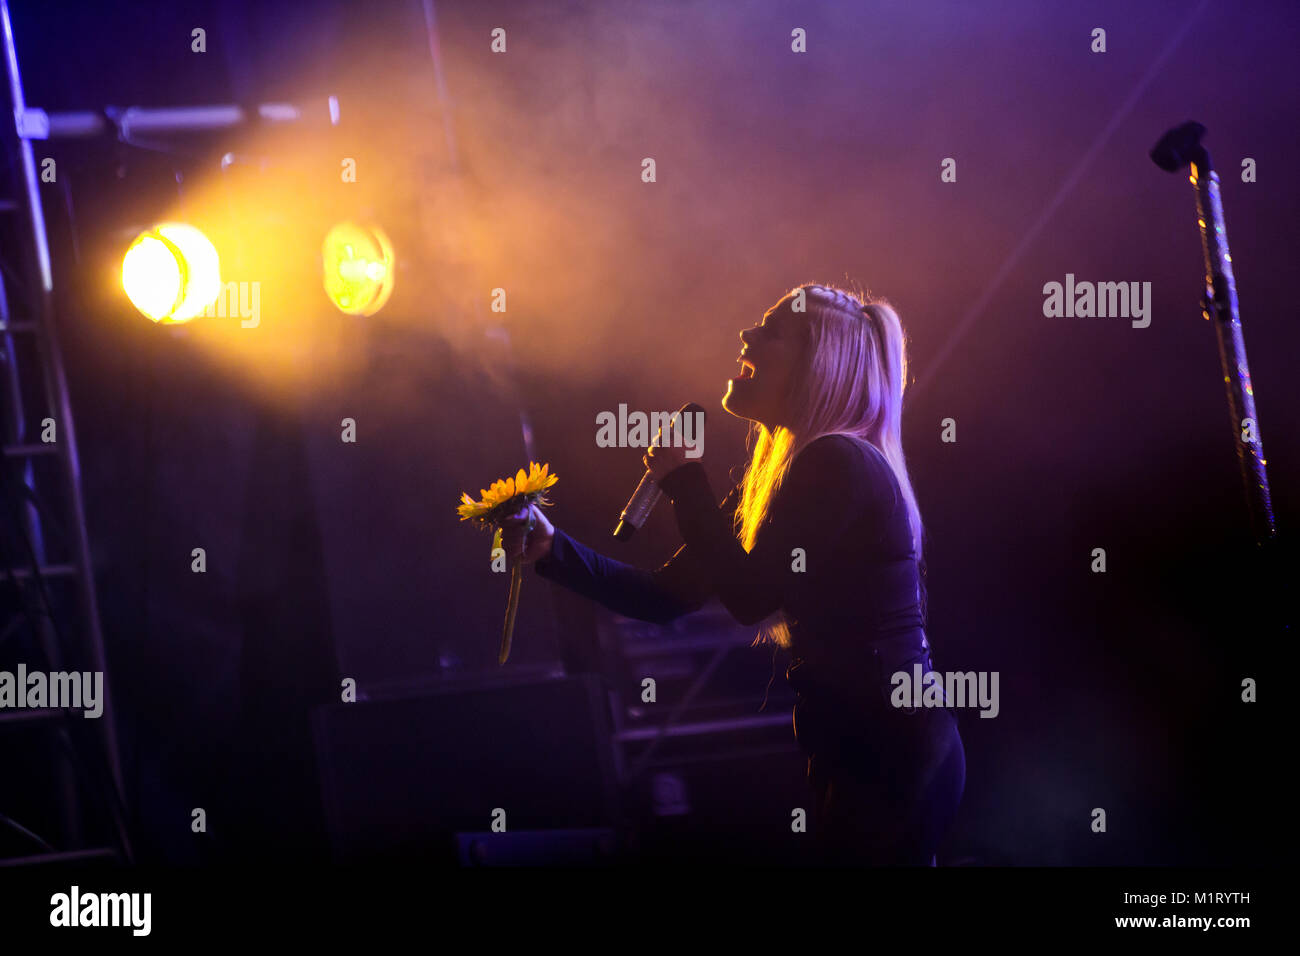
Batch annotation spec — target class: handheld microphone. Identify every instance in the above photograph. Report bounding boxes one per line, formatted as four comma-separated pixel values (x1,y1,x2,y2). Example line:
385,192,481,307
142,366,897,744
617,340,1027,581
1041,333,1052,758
613,402,706,541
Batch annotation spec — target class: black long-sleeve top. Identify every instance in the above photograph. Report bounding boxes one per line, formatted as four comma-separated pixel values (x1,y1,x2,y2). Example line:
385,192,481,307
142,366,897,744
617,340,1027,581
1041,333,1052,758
534,434,931,757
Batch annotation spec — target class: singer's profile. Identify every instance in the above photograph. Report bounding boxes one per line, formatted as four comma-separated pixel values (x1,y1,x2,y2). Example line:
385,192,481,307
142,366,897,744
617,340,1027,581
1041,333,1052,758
500,282,965,865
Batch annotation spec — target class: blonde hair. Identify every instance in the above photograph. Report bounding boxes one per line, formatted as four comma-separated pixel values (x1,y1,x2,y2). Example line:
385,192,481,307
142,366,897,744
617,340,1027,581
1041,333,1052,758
735,282,925,649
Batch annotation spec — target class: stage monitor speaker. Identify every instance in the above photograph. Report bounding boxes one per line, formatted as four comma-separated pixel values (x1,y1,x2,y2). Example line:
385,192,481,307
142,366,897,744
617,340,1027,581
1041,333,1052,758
311,673,618,863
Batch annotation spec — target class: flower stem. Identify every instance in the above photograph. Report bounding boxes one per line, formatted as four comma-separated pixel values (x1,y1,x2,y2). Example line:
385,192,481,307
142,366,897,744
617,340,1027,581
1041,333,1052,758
499,557,522,665
497,510,535,665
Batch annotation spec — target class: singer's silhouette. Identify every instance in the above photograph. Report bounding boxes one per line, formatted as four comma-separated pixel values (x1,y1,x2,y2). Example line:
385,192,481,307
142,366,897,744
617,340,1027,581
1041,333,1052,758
502,283,965,865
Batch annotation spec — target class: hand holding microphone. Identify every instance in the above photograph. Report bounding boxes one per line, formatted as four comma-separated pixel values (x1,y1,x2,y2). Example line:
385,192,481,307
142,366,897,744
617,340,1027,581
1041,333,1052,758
614,402,706,541
642,437,692,482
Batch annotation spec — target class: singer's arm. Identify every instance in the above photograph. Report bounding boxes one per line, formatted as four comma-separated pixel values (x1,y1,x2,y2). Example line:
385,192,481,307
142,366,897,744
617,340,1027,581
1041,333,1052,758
533,485,741,625
656,435,888,627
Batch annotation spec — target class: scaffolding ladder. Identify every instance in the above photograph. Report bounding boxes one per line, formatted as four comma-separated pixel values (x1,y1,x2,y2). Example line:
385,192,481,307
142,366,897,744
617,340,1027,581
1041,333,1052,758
0,0,131,866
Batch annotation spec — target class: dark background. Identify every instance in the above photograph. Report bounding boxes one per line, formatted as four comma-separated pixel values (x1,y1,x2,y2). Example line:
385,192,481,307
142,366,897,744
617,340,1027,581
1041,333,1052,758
4,0,1294,866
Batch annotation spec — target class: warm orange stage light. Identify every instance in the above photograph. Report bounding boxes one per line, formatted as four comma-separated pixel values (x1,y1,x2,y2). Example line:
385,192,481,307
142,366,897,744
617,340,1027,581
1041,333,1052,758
322,222,395,316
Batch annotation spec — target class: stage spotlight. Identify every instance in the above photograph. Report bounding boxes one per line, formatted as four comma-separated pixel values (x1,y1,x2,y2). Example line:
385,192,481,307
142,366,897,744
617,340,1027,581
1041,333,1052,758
121,223,222,324
322,222,395,316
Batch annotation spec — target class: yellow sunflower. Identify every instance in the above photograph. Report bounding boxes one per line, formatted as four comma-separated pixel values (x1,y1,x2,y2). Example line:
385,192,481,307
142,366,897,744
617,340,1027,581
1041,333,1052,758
456,461,558,530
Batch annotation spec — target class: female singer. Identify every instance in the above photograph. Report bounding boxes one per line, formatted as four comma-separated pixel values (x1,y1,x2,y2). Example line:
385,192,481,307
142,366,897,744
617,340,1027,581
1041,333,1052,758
500,283,965,865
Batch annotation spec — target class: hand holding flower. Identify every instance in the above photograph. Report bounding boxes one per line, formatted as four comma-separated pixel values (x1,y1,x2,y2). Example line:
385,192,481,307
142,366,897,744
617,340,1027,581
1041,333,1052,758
499,503,554,564
456,461,559,665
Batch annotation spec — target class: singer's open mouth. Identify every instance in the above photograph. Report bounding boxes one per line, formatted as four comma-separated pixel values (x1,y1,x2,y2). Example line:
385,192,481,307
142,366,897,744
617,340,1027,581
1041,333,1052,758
736,359,756,380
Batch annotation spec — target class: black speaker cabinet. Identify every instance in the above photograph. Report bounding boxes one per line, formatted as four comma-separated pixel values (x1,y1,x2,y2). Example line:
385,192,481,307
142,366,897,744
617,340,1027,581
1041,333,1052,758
311,673,619,863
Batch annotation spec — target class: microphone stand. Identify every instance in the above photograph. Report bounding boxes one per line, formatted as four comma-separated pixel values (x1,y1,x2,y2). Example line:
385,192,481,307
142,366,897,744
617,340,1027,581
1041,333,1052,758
1151,122,1276,546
